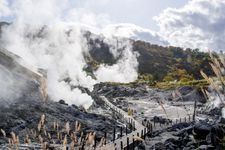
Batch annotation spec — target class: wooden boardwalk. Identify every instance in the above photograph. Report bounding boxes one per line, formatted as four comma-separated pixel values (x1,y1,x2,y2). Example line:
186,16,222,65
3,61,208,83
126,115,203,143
100,96,193,150
100,96,148,150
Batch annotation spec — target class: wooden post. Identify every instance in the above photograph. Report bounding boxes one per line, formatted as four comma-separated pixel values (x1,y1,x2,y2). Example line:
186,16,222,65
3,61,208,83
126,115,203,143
132,135,135,150
150,123,153,133
193,99,197,122
120,141,123,150
137,132,139,146
81,142,85,150
133,122,135,130
184,117,186,122
120,126,123,138
127,137,129,149
180,118,181,123
94,135,97,148
104,132,107,145
188,115,191,122
126,126,128,135
141,130,143,138
143,128,146,140
131,119,133,128
113,128,116,141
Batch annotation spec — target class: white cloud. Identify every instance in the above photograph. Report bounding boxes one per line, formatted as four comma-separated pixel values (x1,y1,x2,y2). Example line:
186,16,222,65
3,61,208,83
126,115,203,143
65,8,111,29
155,0,225,51
0,0,11,17
102,23,168,45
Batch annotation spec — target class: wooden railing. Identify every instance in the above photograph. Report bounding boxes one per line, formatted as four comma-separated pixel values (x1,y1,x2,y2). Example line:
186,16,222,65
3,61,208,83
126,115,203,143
100,96,194,150
0,94,193,150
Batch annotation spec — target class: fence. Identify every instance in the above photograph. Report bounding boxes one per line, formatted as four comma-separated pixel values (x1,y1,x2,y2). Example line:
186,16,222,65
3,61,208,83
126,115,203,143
2,97,193,150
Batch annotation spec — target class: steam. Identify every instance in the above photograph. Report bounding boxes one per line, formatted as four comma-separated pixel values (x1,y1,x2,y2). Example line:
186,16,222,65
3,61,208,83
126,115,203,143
94,39,139,83
0,64,25,104
0,0,139,108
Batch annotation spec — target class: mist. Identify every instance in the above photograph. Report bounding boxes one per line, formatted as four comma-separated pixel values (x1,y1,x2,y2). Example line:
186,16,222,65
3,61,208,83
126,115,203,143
0,64,25,104
0,0,139,108
94,39,139,83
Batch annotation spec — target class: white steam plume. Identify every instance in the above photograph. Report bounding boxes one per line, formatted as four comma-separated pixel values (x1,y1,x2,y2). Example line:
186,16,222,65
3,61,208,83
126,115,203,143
0,0,139,108
0,64,26,104
94,39,139,83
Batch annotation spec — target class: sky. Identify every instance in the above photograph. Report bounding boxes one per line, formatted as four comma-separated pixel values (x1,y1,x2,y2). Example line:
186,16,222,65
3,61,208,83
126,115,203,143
1,0,189,31
68,0,190,30
1,0,225,51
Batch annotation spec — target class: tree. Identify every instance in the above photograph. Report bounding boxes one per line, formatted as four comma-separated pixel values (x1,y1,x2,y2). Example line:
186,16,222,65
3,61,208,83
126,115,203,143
163,67,194,82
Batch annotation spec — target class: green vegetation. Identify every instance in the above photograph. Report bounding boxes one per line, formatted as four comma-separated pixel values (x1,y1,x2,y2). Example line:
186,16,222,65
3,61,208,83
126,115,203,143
155,79,208,89
104,76,209,89
83,34,220,89
87,37,214,82
137,73,156,85
132,41,213,81
163,67,194,82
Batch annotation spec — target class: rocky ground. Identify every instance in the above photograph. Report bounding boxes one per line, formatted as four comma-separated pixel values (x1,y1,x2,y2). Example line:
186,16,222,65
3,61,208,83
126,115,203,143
92,83,225,149
92,83,205,121
0,72,124,148
0,77,225,149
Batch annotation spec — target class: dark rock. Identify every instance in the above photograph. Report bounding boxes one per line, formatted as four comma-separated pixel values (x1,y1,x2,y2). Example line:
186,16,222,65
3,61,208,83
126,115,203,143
193,121,212,140
170,122,192,132
208,107,222,116
153,142,166,150
173,86,205,103
210,124,225,146
93,83,148,98
58,99,68,105
164,138,179,149
151,116,172,124
137,142,146,150
0,78,119,145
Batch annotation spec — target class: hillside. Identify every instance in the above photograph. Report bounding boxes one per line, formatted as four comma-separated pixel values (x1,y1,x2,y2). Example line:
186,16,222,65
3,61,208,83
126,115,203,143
0,22,214,82
86,34,213,81
133,41,213,80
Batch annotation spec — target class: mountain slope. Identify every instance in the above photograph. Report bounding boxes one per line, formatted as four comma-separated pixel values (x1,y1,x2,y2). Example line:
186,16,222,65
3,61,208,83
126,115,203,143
0,22,213,81
87,35,213,81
